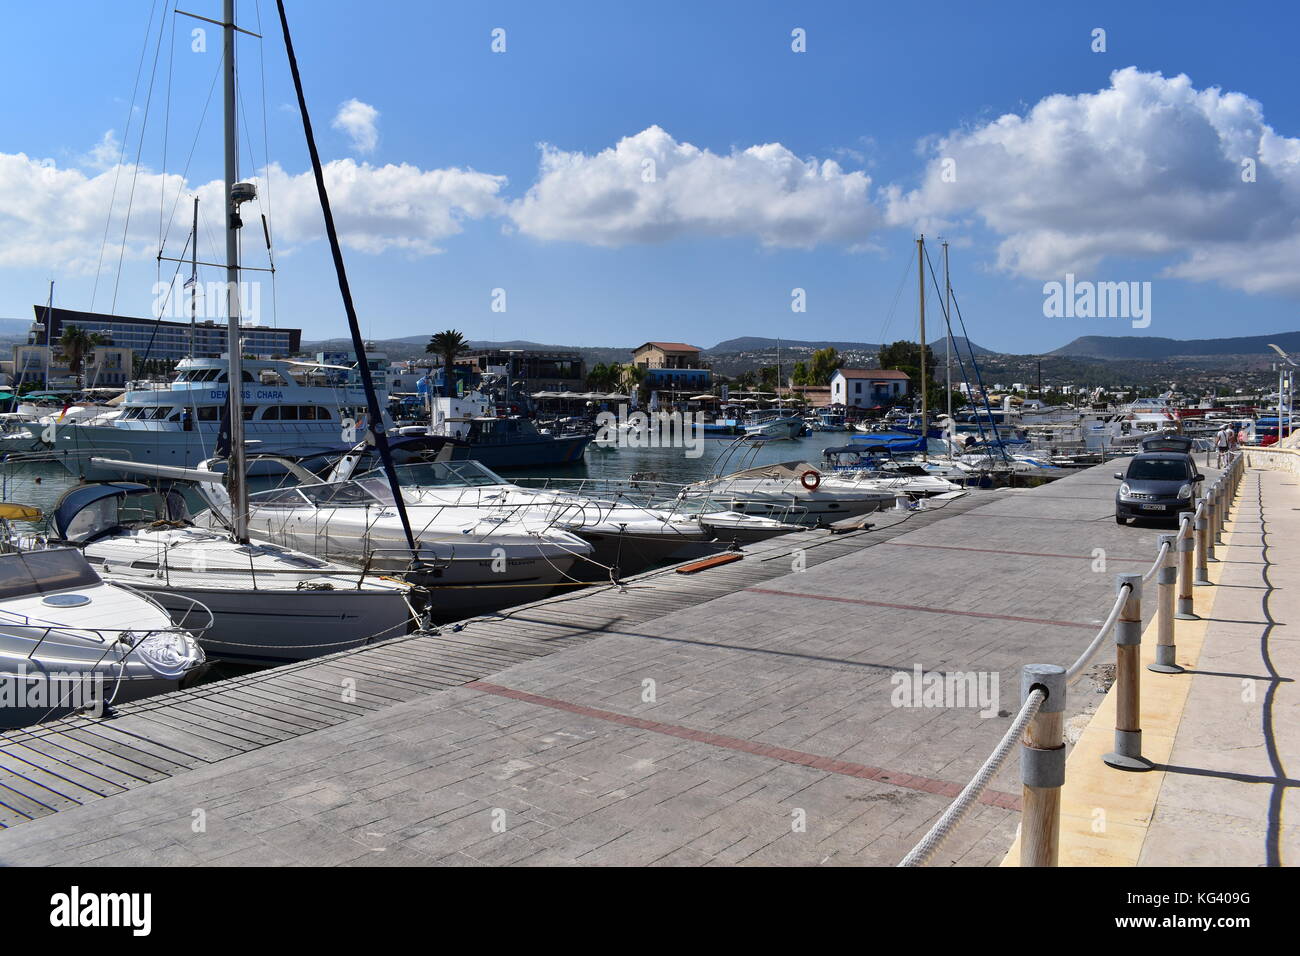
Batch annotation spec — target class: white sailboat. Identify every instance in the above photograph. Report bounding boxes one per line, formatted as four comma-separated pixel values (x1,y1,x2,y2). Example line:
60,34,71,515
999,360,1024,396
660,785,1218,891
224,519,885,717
50,1,417,664
44,483,414,665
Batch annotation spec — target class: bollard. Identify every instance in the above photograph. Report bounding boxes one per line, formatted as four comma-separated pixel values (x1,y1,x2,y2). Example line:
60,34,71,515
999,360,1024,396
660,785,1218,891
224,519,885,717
1214,479,1226,541
1175,512,1198,620
1194,500,1211,586
1103,574,1151,770
1149,534,1183,674
1205,489,1218,562
1020,663,1066,867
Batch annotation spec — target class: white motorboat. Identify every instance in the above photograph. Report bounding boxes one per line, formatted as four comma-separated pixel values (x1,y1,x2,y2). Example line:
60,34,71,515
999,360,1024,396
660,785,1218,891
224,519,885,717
680,460,895,524
743,415,804,440
818,468,962,497
0,545,207,728
321,439,801,572
44,482,415,665
97,454,599,617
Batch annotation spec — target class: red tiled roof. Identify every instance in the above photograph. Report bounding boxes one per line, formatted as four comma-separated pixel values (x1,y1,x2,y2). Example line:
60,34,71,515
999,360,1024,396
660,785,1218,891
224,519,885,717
836,368,910,379
635,341,702,353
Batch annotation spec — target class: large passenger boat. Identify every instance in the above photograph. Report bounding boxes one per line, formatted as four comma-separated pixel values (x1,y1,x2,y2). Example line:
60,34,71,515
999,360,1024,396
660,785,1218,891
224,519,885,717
43,354,388,480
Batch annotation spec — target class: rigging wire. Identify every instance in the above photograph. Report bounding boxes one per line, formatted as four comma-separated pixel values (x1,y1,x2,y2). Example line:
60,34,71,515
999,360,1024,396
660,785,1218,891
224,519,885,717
110,4,171,314
91,0,162,312
252,0,278,329
876,252,913,348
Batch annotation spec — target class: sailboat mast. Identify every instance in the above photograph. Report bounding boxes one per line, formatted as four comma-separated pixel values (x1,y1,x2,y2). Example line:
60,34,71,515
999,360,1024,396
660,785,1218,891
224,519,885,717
917,235,927,461
43,280,53,392
223,0,248,541
943,240,952,431
189,197,199,358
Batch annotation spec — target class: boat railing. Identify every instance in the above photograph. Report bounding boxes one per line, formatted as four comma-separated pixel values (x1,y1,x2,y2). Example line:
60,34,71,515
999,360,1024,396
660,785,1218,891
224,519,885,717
898,451,1244,867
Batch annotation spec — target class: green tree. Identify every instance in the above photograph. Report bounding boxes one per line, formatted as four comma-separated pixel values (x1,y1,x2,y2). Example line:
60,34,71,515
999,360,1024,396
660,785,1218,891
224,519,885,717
425,329,469,396
56,325,105,389
791,361,810,387
808,346,844,385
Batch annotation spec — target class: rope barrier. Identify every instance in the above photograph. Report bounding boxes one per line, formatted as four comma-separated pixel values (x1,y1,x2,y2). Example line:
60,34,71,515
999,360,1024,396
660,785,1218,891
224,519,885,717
898,452,1244,866
898,687,1045,867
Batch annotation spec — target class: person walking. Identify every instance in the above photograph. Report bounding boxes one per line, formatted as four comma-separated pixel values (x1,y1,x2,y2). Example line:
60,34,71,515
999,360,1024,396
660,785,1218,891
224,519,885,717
1214,423,1232,468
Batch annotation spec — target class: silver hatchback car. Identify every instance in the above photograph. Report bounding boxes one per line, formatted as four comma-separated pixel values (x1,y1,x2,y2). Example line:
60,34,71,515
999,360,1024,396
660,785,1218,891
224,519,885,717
1114,451,1203,525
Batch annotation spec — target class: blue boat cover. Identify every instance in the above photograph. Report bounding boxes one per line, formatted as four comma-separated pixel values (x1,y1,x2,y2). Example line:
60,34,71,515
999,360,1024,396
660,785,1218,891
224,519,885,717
51,482,150,540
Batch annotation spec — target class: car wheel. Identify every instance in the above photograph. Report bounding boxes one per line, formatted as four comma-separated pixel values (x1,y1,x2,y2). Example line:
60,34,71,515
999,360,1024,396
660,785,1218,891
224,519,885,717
1115,514,1127,525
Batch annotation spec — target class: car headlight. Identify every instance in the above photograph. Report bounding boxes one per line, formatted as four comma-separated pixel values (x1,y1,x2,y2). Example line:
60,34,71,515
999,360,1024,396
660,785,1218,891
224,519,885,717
1178,484,1192,499
1119,483,1131,497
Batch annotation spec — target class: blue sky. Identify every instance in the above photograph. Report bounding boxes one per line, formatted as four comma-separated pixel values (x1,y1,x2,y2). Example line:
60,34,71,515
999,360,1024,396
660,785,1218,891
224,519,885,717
2,0,1299,353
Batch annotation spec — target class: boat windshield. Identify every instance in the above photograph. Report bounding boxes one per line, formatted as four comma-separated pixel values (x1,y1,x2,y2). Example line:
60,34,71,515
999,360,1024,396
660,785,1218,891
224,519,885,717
0,549,102,601
281,479,397,508
358,460,506,488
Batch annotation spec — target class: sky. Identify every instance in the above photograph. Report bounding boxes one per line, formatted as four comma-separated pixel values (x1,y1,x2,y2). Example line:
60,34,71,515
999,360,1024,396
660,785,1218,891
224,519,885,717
2,0,1299,354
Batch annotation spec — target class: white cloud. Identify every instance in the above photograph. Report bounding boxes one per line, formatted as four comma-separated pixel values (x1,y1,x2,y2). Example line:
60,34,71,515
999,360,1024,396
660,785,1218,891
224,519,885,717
509,125,881,248
81,130,121,171
886,67,1300,295
0,147,506,273
262,159,506,255
332,98,380,154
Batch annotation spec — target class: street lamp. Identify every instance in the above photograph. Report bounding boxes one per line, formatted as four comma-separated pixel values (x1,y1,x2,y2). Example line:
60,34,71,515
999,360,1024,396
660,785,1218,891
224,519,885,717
1268,344,1296,440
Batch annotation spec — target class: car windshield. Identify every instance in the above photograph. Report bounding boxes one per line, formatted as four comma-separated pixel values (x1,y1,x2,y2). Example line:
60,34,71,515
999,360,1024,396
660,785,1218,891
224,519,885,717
1128,458,1192,481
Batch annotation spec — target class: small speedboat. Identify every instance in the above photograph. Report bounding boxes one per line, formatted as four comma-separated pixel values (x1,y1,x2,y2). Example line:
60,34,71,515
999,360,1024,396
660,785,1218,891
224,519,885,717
680,460,895,524
0,545,207,727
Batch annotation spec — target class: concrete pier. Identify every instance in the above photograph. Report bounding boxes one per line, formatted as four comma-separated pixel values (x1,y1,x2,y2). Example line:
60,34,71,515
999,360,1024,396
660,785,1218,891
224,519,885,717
6,459,1281,867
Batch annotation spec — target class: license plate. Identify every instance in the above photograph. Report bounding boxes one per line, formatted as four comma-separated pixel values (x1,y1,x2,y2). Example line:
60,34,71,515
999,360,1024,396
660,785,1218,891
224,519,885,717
1142,503,1167,511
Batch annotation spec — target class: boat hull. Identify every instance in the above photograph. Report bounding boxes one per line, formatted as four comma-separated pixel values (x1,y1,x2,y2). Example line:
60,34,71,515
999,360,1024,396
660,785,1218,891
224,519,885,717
140,583,413,665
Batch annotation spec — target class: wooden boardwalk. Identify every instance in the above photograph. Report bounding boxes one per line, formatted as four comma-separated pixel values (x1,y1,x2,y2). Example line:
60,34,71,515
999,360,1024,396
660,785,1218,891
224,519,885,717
0,493,990,830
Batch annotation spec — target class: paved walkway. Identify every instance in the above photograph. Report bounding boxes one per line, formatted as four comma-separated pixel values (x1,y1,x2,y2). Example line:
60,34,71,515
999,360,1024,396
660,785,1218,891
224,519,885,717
1004,464,1299,866
1143,467,1299,863
0,463,1224,866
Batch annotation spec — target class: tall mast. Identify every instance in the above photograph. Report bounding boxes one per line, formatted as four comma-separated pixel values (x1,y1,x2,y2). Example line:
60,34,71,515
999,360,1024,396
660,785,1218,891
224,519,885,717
189,197,198,359
917,235,927,461
43,280,53,392
223,0,249,542
943,240,952,434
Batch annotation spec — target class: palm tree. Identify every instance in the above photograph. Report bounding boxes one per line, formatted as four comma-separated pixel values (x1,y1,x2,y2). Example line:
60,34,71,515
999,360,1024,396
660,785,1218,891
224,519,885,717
425,329,469,396
56,325,105,389
586,362,623,393
622,362,647,404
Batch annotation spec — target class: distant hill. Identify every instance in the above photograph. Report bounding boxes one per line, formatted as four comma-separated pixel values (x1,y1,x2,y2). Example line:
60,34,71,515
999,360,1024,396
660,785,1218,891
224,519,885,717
707,335,994,357
709,336,883,353
927,336,995,357
1051,331,1300,361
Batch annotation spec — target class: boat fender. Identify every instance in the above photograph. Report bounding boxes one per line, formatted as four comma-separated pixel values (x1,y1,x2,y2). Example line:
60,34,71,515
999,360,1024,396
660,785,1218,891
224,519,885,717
800,470,821,491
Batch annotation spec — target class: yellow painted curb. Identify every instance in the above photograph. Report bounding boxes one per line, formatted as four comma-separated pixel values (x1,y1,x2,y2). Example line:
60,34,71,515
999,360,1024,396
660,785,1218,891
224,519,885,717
1001,495,1241,866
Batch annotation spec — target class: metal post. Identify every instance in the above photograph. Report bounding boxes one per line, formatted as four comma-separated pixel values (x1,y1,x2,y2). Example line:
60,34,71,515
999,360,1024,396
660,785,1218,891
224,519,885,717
1175,512,1197,620
1104,574,1150,770
1194,500,1211,586
1150,534,1182,674
1020,663,1066,867
1205,488,1218,562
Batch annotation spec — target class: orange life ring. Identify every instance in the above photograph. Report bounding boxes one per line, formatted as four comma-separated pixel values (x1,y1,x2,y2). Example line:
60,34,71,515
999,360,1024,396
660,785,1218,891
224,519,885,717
800,470,821,491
